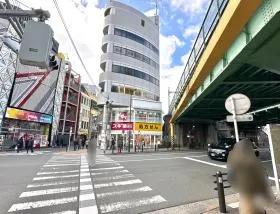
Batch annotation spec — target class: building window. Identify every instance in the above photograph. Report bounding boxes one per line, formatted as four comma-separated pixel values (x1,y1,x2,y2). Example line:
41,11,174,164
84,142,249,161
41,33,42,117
104,8,111,16
112,64,159,86
141,19,145,27
113,45,158,69
114,28,159,55
111,85,119,93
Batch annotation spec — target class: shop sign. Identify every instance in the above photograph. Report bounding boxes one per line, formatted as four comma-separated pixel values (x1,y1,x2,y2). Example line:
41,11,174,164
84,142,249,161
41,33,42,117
118,112,127,121
5,107,53,124
135,122,162,131
111,122,133,130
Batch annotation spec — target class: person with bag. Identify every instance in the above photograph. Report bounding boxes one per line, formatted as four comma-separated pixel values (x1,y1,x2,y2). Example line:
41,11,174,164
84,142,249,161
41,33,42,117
111,138,115,154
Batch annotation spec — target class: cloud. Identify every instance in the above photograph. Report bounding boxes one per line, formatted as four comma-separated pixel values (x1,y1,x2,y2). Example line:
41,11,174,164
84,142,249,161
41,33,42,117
160,34,185,69
21,0,104,85
183,25,200,38
144,8,157,17
170,0,210,14
181,51,190,65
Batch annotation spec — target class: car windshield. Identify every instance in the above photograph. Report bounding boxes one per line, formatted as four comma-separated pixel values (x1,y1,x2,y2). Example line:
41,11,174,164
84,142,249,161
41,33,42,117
217,138,235,147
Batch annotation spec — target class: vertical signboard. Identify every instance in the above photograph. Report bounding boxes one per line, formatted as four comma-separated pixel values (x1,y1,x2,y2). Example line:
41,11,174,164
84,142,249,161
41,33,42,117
267,124,280,193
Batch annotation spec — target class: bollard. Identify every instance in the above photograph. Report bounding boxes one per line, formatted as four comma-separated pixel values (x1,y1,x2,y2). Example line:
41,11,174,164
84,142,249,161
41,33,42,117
216,171,227,213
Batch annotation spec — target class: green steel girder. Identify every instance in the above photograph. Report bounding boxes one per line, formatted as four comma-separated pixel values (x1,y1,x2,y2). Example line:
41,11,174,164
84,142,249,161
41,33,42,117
177,0,280,125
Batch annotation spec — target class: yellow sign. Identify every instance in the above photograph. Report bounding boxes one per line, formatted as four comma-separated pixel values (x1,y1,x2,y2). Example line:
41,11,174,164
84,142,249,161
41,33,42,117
135,122,162,131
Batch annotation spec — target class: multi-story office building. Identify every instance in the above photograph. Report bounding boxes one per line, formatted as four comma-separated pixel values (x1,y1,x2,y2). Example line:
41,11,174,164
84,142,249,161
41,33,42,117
97,1,162,148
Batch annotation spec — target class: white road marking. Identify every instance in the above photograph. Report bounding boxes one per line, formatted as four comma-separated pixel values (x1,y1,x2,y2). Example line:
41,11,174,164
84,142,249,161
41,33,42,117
111,151,204,158
228,202,239,208
80,168,89,172
94,179,142,188
92,169,129,176
50,210,76,214
183,157,227,169
79,205,98,214
43,164,79,167
20,186,78,197
80,178,91,183
79,193,95,201
8,197,77,212
100,195,166,213
115,157,183,163
37,170,79,175
80,184,93,191
27,180,77,188
93,174,134,181
91,166,124,171
80,172,90,177
33,174,79,181
262,160,272,163
97,186,152,198
268,176,280,182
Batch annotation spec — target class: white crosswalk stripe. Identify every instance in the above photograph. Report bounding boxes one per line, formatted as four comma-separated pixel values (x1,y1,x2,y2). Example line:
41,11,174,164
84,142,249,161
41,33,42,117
8,155,81,213
0,150,52,156
92,153,167,213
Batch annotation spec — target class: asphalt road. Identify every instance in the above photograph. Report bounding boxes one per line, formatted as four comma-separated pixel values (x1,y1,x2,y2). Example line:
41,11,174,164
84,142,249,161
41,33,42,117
0,148,273,214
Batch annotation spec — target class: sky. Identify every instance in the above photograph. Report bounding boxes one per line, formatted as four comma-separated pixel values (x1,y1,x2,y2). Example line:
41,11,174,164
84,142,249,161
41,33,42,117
19,0,210,114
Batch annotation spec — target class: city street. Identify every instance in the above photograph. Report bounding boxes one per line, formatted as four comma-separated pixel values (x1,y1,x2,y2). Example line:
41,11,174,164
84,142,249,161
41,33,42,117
0,148,273,214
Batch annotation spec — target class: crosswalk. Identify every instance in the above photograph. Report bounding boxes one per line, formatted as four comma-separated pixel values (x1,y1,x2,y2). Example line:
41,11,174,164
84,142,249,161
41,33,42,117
8,155,81,213
92,154,167,214
0,150,52,156
7,153,167,214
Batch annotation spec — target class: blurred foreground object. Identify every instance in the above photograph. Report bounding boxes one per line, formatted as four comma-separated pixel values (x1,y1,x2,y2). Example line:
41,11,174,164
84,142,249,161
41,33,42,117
88,135,97,167
227,138,273,214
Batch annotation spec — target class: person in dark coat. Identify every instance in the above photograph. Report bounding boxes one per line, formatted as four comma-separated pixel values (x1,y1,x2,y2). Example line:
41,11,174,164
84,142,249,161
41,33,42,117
111,138,115,154
16,137,23,153
26,136,34,153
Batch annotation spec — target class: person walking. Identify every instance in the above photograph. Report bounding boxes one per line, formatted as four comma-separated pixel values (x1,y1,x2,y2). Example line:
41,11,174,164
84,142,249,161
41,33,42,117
16,137,23,153
73,137,78,151
118,139,123,154
111,138,115,154
26,136,34,153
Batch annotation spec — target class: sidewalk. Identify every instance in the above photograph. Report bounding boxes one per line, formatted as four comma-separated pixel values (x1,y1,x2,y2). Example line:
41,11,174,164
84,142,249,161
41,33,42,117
145,190,280,214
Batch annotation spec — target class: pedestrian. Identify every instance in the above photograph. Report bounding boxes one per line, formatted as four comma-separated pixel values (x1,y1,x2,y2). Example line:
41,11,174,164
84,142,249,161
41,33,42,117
118,140,123,154
82,137,86,149
111,137,115,154
227,138,273,214
73,137,78,151
78,136,82,150
26,136,34,153
16,137,23,153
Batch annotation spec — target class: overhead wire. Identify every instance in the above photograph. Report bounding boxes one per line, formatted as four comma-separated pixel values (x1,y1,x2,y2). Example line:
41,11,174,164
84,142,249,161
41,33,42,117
52,0,95,85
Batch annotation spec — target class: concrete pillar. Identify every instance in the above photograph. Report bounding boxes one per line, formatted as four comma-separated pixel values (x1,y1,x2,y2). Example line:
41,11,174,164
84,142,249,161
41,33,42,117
206,123,218,145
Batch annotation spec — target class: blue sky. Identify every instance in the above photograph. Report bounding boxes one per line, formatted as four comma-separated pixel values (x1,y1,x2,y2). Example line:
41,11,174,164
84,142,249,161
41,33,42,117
21,0,211,113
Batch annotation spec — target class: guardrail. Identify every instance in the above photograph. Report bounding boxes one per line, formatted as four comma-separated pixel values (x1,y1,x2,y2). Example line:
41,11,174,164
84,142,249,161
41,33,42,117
168,0,229,114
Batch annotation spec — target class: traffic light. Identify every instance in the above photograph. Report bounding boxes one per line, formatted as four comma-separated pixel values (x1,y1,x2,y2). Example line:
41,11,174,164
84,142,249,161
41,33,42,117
49,55,59,71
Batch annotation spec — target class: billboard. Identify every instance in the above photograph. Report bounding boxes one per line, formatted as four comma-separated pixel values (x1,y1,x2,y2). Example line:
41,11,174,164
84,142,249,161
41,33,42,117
134,122,162,131
9,60,60,115
5,107,52,124
111,122,133,130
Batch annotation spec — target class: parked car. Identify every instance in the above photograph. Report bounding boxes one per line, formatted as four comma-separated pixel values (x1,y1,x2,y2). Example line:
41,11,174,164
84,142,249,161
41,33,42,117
208,138,259,161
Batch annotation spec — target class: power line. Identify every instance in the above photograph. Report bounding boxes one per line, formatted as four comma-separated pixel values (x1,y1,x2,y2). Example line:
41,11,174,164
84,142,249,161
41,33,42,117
52,0,95,85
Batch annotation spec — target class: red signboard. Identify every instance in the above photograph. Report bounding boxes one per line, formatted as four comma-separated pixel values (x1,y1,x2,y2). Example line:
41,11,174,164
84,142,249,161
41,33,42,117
111,122,133,130
118,112,127,121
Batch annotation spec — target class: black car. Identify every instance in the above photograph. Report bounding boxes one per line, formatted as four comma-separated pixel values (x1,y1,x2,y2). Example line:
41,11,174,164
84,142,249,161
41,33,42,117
208,138,235,161
208,138,259,161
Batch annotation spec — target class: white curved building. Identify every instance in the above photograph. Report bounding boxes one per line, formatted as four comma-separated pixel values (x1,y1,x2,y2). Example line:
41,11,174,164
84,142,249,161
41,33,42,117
98,0,162,148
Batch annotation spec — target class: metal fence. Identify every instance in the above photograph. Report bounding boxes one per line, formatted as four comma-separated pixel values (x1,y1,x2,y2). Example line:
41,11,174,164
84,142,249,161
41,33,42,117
169,0,229,114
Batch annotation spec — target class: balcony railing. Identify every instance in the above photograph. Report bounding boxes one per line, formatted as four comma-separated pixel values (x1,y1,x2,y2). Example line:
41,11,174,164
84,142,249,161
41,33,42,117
169,0,229,114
